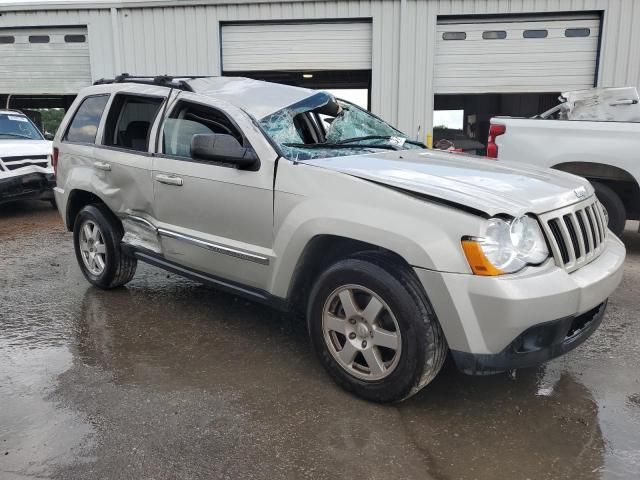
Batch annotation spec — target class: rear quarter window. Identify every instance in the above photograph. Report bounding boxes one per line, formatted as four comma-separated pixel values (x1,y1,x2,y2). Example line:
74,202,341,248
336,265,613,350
64,95,109,144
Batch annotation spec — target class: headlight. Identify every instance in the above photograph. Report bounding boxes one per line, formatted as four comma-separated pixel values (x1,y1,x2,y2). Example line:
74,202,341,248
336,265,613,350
462,215,549,276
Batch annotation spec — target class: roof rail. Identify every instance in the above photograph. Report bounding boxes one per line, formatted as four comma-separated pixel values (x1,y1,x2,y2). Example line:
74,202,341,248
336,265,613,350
93,73,212,92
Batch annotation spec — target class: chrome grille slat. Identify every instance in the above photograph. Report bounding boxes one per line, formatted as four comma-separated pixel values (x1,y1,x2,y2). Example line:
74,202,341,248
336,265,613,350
540,198,608,273
586,206,601,248
557,216,577,265
576,210,592,254
568,213,585,258
594,203,606,243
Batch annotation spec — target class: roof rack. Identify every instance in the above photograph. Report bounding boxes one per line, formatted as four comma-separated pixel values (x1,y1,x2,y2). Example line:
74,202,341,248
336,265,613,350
93,73,212,92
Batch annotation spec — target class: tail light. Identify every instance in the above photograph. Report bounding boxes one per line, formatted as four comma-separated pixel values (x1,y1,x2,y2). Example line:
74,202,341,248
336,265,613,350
486,124,506,159
52,147,59,177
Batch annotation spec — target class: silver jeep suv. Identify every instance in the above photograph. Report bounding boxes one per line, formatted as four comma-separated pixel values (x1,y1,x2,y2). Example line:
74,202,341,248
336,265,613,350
53,75,625,402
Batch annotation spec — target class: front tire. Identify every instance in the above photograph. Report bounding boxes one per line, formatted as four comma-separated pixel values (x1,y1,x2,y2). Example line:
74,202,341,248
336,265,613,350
73,204,137,289
308,254,446,403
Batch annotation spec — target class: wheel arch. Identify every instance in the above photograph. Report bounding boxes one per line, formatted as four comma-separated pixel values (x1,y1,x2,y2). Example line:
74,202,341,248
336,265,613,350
65,189,109,231
284,234,415,315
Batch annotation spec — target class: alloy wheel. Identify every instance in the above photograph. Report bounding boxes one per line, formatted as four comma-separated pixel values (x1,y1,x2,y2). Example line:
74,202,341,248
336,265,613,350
322,284,402,381
79,220,107,276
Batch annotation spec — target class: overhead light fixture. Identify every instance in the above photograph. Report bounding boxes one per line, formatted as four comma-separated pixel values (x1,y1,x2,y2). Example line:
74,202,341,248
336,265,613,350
302,73,313,79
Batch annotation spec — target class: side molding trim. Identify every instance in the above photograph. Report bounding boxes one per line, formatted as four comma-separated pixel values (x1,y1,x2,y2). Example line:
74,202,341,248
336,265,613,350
122,244,287,311
157,227,270,265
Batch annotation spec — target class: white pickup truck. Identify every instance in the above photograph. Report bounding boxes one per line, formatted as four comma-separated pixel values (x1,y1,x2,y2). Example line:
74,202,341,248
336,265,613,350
488,87,640,236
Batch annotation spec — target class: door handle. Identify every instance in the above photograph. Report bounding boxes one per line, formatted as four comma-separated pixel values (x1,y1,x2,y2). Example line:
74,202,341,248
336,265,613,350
609,99,638,106
94,161,111,171
155,174,184,186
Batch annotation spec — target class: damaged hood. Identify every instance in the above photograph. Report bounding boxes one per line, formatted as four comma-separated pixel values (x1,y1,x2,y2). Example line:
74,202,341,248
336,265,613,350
303,149,593,217
0,139,51,158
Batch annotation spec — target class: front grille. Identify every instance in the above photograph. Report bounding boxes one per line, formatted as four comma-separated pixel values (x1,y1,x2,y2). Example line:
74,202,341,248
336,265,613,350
4,161,49,170
2,155,48,162
540,197,608,272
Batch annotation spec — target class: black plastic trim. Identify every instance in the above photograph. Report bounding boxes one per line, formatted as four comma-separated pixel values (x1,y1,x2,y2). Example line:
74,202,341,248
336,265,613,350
451,301,607,375
121,245,288,311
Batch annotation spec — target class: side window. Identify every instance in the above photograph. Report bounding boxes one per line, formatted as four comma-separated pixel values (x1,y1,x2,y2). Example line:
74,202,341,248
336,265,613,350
103,94,164,152
64,95,109,144
162,102,244,159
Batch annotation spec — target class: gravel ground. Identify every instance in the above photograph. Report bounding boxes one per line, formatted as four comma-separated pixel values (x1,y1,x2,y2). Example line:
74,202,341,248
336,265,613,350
1,200,639,480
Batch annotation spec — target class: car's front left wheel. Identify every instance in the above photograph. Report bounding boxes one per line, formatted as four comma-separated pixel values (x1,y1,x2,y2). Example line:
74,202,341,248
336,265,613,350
308,253,447,403
73,204,137,289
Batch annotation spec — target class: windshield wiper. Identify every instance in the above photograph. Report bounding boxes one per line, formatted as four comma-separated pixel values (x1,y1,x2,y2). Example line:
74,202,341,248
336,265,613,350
0,133,36,140
282,142,398,151
335,135,425,147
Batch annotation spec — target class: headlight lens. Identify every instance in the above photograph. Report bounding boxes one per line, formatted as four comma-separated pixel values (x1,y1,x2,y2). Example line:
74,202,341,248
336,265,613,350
463,215,549,275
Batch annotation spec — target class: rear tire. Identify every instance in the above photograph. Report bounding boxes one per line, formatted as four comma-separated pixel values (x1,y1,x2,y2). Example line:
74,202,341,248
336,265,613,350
307,253,447,403
592,181,626,236
73,204,137,289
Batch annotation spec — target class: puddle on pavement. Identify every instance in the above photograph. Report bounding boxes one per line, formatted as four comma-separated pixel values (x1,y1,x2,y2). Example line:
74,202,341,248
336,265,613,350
0,345,95,479
1,203,639,479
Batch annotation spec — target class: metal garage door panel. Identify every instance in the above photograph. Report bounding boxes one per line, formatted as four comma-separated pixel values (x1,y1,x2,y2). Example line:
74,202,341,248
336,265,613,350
0,27,91,95
221,22,372,72
435,16,600,94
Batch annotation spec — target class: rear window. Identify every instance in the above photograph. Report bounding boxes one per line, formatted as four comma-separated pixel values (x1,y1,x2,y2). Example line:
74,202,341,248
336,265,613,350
64,95,109,144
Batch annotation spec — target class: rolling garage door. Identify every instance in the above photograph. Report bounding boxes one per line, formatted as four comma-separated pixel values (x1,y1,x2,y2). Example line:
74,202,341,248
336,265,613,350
435,15,601,94
221,22,372,72
0,27,91,95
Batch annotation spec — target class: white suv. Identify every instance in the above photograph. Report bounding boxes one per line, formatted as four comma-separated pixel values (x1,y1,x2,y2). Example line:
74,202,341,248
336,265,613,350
53,75,625,402
0,110,54,206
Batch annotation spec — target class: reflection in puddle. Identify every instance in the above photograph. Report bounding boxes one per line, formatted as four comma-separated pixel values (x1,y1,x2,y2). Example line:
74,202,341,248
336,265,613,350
0,345,94,478
398,364,605,480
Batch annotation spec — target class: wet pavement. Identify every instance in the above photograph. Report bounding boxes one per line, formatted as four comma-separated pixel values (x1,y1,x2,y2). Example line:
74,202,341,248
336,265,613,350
1,200,639,480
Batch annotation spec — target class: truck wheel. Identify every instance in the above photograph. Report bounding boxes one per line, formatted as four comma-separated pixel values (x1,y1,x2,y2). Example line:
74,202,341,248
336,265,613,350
73,204,137,289
592,181,626,236
307,254,447,403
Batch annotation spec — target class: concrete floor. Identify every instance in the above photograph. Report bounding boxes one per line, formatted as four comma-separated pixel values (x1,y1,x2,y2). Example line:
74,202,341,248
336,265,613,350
1,200,639,480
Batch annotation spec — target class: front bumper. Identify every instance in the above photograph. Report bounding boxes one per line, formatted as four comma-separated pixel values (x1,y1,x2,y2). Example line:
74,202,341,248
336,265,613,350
415,235,625,373
0,171,55,204
451,301,606,374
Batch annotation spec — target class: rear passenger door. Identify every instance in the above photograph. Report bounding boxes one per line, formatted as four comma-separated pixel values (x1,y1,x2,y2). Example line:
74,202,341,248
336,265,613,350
93,90,167,228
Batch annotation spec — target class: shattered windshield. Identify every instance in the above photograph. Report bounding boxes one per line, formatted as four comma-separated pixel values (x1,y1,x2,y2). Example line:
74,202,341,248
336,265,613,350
259,92,423,160
0,114,43,140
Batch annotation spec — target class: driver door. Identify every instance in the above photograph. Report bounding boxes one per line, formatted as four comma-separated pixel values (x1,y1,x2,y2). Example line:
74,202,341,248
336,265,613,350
151,93,275,290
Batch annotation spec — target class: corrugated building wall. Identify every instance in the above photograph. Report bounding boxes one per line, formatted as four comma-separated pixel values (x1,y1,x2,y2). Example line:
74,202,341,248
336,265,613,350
1,0,640,138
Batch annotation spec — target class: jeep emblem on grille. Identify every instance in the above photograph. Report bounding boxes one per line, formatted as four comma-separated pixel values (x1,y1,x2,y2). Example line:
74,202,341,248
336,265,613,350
574,186,587,198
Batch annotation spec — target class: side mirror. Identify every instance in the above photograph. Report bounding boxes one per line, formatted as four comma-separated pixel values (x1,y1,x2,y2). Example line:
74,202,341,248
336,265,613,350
44,132,54,140
190,133,258,169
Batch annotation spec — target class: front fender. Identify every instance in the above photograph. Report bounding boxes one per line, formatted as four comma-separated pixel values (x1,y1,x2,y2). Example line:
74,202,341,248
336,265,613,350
269,184,482,298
